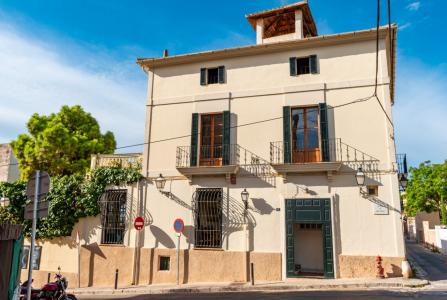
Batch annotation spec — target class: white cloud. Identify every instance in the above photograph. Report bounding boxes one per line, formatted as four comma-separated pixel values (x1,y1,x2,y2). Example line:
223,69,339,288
316,18,334,35
406,2,421,11
394,57,447,166
399,22,412,31
0,21,148,152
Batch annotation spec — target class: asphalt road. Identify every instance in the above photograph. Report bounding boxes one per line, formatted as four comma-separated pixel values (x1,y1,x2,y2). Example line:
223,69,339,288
78,289,447,300
406,240,447,281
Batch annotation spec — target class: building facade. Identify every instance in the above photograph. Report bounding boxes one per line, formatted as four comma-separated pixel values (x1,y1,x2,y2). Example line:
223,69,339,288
0,144,19,183
23,2,405,287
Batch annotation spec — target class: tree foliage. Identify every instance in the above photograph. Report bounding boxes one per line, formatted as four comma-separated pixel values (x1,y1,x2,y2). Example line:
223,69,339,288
0,166,142,239
11,105,116,179
405,161,447,224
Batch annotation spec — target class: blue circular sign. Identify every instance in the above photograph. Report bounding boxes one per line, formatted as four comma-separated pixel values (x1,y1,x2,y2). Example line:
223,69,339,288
173,218,184,233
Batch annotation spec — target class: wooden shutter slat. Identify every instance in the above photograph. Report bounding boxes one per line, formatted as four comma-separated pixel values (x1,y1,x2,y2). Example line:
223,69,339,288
319,103,330,161
289,57,297,76
283,106,291,163
190,113,199,166
200,68,207,86
310,55,318,74
223,111,231,165
218,66,226,84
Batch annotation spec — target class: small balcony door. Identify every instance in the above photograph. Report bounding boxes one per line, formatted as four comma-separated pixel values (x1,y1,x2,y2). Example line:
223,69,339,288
200,113,223,166
291,106,321,163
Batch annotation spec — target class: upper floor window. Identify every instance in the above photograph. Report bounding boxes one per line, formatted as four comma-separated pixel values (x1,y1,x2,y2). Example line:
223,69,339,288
200,66,226,85
290,55,318,76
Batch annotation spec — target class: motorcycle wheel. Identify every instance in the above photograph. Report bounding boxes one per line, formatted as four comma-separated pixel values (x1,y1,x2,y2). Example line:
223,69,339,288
58,295,77,300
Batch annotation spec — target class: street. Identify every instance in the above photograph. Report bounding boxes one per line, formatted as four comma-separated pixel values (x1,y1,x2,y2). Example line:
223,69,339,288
79,289,447,300
406,240,447,282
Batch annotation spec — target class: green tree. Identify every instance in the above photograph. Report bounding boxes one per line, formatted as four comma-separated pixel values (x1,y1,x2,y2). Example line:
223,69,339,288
11,105,116,179
405,161,447,224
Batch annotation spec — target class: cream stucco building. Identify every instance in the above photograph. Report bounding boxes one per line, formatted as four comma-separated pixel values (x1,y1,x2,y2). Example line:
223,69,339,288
24,2,407,287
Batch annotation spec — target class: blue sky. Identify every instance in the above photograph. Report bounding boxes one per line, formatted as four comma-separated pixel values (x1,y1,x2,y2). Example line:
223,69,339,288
0,0,445,166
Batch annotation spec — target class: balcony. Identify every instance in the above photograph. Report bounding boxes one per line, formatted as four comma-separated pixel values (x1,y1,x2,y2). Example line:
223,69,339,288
270,139,379,174
90,153,143,170
176,144,275,181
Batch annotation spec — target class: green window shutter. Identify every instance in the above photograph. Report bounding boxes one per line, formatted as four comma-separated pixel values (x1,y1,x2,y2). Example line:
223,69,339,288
218,66,226,84
310,55,318,74
190,113,199,166
283,106,291,163
319,103,330,161
8,235,23,300
289,57,297,76
200,68,207,86
223,111,231,165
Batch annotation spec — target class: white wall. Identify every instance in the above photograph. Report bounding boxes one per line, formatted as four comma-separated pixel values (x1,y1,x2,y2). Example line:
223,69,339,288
139,33,404,261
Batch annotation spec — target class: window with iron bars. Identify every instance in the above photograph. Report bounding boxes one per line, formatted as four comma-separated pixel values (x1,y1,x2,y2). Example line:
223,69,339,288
100,189,127,245
194,188,223,248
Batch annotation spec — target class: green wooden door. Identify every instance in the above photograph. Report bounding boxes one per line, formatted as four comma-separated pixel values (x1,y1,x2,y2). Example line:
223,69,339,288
285,198,334,278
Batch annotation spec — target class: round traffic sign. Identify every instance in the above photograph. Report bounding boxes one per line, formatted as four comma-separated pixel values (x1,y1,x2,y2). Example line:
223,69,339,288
134,217,145,231
173,218,184,233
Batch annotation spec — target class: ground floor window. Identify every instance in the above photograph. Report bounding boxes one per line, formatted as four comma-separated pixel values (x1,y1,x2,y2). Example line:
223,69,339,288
194,188,223,248
99,189,127,245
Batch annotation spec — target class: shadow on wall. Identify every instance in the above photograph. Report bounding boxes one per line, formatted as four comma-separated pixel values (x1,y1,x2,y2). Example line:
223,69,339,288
149,225,176,249
250,198,275,215
82,242,106,287
364,195,401,214
333,194,342,275
221,192,257,243
386,264,402,278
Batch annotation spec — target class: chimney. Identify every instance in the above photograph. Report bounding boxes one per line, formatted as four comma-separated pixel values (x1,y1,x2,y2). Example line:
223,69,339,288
163,49,169,57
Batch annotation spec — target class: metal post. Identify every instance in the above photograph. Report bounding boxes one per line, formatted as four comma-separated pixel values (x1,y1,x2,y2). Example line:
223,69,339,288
47,273,51,283
27,170,40,300
176,232,180,285
114,269,119,289
250,263,254,286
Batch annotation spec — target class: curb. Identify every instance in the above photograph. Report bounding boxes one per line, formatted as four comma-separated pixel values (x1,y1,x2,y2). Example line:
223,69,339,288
70,280,430,296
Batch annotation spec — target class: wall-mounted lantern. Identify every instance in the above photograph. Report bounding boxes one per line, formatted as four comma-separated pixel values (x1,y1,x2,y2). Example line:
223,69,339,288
355,167,366,187
154,174,167,191
241,188,249,210
399,174,408,191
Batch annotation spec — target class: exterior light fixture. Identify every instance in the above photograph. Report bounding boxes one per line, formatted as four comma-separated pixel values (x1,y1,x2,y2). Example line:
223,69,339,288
355,167,366,187
154,174,166,191
399,174,408,190
241,188,249,210
0,196,10,207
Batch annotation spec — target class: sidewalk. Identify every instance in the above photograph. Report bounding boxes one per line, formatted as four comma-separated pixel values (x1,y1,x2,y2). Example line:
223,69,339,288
68,278,429,296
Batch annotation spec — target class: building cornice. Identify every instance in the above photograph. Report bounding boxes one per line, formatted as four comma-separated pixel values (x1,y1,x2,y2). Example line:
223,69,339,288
136,26,394,69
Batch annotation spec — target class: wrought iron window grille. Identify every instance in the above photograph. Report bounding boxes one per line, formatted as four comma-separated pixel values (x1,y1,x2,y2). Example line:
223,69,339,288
193,188,223,249
99,189,127,245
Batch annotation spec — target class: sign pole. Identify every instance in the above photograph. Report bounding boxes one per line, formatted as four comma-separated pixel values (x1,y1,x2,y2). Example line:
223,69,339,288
176,232,180,286
27,170,40,300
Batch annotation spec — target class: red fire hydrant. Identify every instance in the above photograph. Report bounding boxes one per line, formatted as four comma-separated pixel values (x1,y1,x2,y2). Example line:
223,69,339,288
376,256,385,279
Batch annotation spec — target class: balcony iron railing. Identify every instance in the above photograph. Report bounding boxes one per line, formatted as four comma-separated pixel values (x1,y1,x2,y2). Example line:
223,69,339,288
91,153,143,170
270,139,380,171
176,144,271,168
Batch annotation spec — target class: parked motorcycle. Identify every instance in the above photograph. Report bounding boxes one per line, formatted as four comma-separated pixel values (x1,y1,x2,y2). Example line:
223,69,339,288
20,268,77,300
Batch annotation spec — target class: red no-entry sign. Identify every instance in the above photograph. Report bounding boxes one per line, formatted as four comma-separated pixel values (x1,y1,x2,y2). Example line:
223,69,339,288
134,217,145,231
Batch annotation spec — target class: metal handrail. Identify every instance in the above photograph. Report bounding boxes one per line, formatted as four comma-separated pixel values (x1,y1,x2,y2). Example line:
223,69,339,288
270,139,380,165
